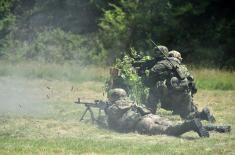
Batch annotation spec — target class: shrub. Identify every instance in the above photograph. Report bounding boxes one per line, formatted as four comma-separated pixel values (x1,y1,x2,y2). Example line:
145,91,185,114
1,28,107,65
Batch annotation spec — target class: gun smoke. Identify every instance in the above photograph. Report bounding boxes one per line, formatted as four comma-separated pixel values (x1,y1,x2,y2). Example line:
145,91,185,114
0,77,50,117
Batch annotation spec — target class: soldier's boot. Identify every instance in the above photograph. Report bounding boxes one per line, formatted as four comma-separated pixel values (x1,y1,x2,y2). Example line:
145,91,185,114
204,125,231,133
198,107,216,123
165,119,209,137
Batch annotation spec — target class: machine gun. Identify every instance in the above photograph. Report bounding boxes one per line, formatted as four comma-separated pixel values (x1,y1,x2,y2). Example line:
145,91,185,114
74,98,110,123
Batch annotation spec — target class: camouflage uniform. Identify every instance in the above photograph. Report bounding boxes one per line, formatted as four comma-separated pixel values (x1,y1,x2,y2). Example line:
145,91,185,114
147,51,215,122
147,56,185,113
106,67,130,92
105,88,210,137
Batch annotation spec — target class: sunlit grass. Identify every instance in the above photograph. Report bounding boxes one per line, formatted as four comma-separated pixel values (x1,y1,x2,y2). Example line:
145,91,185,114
0,61,234,90
192,68,235,90
0,61,108,83
0,74,234,154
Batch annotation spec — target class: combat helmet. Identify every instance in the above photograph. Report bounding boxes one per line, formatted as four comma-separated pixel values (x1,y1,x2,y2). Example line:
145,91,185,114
168,50,183,62
153,45,169,57
108,88,127,102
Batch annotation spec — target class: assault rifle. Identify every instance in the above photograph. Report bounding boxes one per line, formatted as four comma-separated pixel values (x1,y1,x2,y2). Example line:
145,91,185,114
132,58,161,76
130,49,162,76
74,98,110,123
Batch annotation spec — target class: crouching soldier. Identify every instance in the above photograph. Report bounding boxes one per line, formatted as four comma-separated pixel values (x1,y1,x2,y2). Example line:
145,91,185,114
147,50,216,122
105,88,231,137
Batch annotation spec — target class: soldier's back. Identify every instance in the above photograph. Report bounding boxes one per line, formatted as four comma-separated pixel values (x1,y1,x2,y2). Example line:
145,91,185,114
148,59,174,85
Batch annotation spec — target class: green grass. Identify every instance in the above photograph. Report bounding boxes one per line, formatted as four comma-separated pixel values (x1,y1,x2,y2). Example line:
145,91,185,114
0,61,235,90
0,74,234,154
0,108,234,155
192,68,235,90
0,135,232,155
0,62,234,154
0,107,234,155
0,61,108,83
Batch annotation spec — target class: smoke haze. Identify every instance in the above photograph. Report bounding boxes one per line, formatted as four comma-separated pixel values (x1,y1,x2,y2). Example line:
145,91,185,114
0,77,50,117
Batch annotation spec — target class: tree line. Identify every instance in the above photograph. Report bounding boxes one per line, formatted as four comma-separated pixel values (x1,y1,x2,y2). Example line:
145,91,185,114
0,0,234,69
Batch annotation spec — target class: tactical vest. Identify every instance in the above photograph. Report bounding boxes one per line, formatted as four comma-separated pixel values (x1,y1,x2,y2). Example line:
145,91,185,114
148,58,191,91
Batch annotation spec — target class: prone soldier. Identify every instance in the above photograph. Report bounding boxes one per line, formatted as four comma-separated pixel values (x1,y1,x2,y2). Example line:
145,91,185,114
105,88,231,137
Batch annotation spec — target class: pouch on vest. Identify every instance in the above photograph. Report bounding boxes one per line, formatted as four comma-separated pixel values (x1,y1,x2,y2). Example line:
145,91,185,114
170,77,188,90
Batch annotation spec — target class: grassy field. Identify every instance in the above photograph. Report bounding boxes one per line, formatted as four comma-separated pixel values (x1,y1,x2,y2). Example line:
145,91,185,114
0,62,234,155
191,68,235,90
0,61,234,90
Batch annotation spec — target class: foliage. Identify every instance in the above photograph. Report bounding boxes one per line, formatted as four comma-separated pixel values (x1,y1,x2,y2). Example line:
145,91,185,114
0,0,15,57
98,0,235,68
99,3,128,64
0,0,234,68
1,28,107,64
0,0,14,33
114,50,149,105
